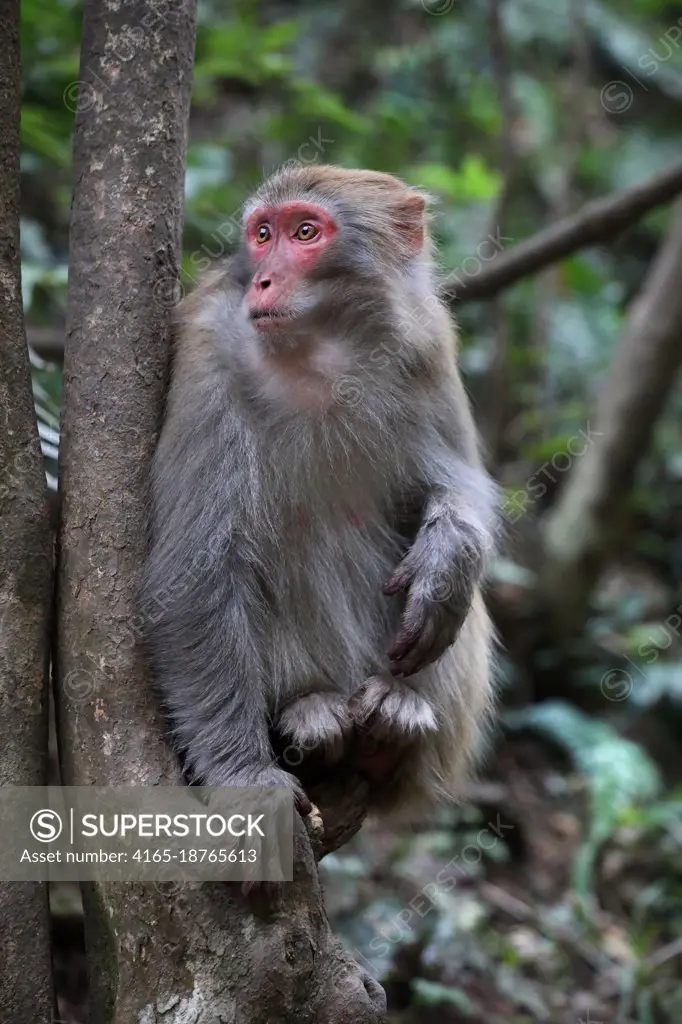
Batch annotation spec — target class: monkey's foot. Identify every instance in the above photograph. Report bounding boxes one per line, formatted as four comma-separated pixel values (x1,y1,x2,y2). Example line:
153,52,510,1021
308,774,370,857
349,674,438,744
277,692,353,765
302,801,325,860
246,764,313,817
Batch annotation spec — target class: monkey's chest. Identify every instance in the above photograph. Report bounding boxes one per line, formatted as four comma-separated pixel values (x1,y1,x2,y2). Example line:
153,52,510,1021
259,502,408,687
273,504,400,581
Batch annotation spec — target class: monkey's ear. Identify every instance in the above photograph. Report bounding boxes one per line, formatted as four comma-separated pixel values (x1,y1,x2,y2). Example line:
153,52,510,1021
393,192,427,257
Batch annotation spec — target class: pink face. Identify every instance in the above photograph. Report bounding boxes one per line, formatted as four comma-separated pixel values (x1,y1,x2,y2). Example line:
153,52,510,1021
244,201,338,331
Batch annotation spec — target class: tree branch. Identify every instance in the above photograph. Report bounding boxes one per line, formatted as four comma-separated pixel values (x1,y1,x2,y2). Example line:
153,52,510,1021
55,2,385,1021
0,0,54,1018
540,199,682,633
444,158,682,304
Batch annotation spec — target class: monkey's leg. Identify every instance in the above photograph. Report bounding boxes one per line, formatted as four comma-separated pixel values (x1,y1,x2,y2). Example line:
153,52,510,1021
276,691,353,765
156,636,313,811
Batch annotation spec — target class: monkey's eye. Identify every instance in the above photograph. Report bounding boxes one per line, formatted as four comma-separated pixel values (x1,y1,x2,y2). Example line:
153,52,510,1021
294,223,319,242
256,224,271,244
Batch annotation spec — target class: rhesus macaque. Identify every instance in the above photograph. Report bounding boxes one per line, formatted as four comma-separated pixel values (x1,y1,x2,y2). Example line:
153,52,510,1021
142,164,499,822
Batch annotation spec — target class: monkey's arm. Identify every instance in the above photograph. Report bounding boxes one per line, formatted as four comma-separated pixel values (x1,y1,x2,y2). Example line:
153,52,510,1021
385,371,499,676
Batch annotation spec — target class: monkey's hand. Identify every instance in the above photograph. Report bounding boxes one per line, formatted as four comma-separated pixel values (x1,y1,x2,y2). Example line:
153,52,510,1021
384,513,481,676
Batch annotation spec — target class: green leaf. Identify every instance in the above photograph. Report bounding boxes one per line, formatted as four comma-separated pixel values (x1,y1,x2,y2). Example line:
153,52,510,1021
290,80,370,133
412,978,474,1014
21,105,71,166
408,155,501,202
407,162,462,199
505,702,662,900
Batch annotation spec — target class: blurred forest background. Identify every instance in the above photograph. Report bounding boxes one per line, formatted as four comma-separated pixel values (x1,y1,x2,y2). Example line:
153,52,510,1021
19,0,682,1021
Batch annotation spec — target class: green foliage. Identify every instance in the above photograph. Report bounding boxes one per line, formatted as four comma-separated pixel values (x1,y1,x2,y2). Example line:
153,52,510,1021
408,155,502,203
21,106,72,166
507,701,662,901
412,978,475,1013
193,18,302,93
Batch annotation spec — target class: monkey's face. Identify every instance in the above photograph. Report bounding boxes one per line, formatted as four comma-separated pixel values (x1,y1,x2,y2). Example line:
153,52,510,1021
242,201,340,336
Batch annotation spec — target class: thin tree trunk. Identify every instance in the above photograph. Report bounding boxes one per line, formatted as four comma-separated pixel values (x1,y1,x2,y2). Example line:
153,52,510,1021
55,2,386,1020
540,201,682,634
0,0,54,1020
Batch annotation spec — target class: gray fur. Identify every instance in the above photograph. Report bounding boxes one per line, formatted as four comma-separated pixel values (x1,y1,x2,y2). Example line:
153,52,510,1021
142,165,499,818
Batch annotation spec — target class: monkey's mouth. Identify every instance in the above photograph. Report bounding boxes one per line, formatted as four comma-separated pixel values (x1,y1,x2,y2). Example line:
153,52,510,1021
248,309,299,333
250,309,297,332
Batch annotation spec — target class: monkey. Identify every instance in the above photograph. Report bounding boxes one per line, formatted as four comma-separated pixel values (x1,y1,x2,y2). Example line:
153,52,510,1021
141,164,499,825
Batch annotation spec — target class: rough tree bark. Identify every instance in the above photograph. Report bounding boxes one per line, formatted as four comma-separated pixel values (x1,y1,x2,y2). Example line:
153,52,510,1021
0,1,54,1020
540,201,682,634
55,1,385,1021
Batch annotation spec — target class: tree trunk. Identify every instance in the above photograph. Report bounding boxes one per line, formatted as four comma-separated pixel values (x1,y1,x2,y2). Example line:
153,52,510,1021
55,1,386,1020
0,1,55,1020
540,201,682,634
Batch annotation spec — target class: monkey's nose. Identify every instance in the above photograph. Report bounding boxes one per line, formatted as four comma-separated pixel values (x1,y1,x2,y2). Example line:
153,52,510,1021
257,276,271,290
